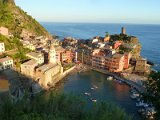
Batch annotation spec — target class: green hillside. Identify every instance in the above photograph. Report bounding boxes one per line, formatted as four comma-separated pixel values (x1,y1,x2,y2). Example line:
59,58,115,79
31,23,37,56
0,0,51,38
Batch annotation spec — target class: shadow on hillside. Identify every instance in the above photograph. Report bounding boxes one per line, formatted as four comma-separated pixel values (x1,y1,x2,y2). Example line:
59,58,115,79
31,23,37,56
0,68,44,101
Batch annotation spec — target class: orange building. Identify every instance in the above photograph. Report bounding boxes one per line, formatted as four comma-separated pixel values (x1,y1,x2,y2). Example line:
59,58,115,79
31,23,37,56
62,50,74,63
113,41,123,49
123,52,131,69
109,54,125,72
92,50,131,73
55,46,74,63
55,46,65,62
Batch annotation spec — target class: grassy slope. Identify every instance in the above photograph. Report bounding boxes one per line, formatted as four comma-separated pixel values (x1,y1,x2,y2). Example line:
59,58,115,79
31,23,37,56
0,0,50,37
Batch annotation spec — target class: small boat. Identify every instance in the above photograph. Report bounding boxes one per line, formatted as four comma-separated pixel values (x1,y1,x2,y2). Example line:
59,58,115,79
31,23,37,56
91,98,97,102
107,76,113,81
130,93,140,99
136,101,145,107
143,103,149,108
84,92,91,96
91,87,95,90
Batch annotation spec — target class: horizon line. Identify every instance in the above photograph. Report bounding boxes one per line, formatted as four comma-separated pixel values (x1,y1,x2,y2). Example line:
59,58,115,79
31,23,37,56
39,21,160,26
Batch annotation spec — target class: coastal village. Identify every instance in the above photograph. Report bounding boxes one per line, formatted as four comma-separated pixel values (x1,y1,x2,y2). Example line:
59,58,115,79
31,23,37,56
0,26,156,119
0,26,151,91
0,0,160,120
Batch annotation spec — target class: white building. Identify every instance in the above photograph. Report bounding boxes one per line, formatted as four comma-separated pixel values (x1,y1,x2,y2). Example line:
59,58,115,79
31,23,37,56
0,57,13,71
0,42,5,53
49,44,57,64
26,52,44,65
92,38,99,43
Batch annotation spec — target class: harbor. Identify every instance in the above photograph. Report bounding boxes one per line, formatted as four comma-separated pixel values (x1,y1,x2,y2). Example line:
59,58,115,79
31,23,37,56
54,69,142,120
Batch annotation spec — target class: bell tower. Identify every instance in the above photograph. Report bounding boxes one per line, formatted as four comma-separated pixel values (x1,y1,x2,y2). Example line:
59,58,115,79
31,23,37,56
49,44,57,64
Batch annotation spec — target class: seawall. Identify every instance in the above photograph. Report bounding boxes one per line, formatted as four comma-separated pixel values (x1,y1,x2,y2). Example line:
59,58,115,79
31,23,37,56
91,67,145,93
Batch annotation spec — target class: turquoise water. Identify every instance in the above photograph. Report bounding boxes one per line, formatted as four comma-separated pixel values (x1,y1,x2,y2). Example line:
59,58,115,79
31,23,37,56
42,23,160,71
56,70,141,119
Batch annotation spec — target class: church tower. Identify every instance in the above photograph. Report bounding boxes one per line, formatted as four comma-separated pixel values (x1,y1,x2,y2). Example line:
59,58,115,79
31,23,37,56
49,44,57,64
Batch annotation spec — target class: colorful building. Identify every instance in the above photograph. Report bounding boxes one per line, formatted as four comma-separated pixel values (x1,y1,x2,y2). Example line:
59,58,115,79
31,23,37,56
92,49,131,73
54,46,74,63
113,41,123,49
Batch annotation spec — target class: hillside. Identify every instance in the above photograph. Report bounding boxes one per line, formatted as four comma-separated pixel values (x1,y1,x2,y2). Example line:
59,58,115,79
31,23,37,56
0,0,51,38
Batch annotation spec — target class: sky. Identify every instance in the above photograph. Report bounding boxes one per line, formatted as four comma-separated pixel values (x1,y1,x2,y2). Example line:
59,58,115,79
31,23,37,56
15,0,160,24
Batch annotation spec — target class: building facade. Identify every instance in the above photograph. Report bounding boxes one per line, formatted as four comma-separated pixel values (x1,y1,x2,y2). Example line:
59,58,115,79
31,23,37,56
135,58,147,73
0,42,5,53
21,59,38,78
35,63,63,89
0,57,13,71
49,45,57,64
92,49,131,73
26,52,44,65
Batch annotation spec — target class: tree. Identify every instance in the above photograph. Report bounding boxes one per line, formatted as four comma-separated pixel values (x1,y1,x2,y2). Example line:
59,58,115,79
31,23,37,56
144,72,160,119
0,92,133,120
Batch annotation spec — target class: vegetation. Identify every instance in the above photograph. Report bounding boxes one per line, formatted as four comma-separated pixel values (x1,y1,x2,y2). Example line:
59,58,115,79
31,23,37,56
0,0,51,67
0,92,132,120
110,34,128,42
143,72,160,119
63,63,74,71
119,45,132,54
0,0,50,37
0,34,31,67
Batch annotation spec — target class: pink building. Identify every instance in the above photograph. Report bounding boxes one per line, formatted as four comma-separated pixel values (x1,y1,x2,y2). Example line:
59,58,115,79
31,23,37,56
0,27,8,36
55,46,65,62
113,41,123,49
55,46,74,63
109,54,125,72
